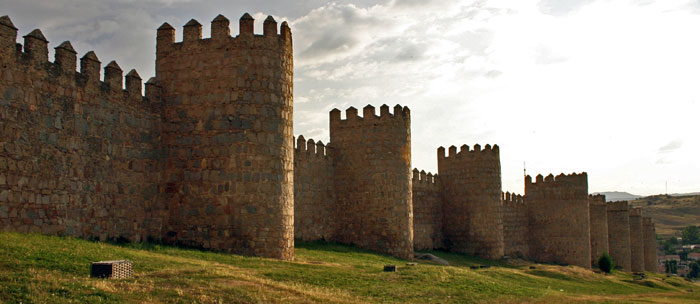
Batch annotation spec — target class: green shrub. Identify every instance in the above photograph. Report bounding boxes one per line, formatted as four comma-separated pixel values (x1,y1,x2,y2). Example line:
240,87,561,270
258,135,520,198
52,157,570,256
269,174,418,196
688,262,700,279
598,252,615,274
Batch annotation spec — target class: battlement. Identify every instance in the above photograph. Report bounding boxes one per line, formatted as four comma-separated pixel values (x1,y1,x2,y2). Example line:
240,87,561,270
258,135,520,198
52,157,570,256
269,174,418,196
329,104,410,127
437,144,499,160
607,200,629,212
412,168,439,185
502,192,524,205
628,207,642,217
525,172,588,186
156,13,291,53
0,15,157,108
588,194,606,205
294,135,330,158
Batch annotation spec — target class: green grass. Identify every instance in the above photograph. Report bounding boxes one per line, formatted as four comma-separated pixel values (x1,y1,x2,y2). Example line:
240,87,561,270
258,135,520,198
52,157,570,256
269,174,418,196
0,232,698,303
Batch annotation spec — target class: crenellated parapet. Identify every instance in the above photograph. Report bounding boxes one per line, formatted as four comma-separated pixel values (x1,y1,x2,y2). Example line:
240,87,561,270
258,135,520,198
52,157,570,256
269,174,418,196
155,14,292,95
412,168,439,187
294,135,331,159
330,104,410,129
438,143,499,161
588,194,606,205
502,191,524,205
0,15,159,109
525,172,588,199
607,200,629,212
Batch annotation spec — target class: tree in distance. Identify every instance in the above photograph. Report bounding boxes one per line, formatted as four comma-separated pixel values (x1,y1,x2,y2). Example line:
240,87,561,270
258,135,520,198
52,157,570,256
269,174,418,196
688,262,699,279
681,225,700,245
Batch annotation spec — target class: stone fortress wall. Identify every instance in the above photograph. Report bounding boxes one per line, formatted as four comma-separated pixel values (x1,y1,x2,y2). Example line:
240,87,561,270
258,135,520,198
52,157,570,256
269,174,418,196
524,173,591,268
607,201,632,271
328,105,414,259
502,192,528,258
628,207,645,272
412,169,443,251
0,13,659,270
155,14,294,259
293,136,334,242
0,15,163,244
642,217,658,271
437,144,504,259
589,194,609,266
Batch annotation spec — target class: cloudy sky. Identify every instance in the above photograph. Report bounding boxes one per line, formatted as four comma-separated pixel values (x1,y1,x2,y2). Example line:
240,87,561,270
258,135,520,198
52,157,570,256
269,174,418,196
3,0,700,195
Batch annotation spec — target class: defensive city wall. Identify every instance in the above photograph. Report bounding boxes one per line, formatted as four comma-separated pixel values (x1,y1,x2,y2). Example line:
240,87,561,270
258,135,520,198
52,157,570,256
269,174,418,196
0,14,658,270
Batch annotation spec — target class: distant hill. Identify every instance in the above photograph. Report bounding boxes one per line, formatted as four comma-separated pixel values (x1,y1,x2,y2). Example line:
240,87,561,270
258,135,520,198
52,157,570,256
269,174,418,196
628,194,700,238
593,191,642,202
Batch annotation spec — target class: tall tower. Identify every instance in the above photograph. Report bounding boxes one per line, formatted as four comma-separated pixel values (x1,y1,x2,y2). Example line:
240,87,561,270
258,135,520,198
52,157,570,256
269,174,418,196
438,144,504,259
629,207,645,272
607,201,631,271
525,173,591,268
642,217,659,272
329,105,413,259
589,194,609,266
155,14,294,259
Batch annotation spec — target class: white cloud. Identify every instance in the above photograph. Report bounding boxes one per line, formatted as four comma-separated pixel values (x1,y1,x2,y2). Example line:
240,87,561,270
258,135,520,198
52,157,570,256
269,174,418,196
4,0,699,195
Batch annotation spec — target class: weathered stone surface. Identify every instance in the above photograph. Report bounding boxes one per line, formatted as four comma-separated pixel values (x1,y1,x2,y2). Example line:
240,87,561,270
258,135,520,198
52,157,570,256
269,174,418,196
328,105,414,259
628,207,645,272
293,137,333,241
525,173,591,269
503,192,528,258
412,169,442,251
589,194,609,266
439,144,504,259
642,217,658,272
607,201,632,271
0,13,293,260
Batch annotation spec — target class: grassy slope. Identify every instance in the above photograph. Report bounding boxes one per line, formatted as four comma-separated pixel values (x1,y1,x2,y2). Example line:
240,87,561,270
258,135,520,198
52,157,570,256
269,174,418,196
629,195,700,237
0,232,698,304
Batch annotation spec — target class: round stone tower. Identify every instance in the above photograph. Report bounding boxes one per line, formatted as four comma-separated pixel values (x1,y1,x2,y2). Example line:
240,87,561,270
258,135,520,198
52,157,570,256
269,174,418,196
329,104,414,259
525,173,591,268
607,201,631,271
155,14,294,259
438,144,504,259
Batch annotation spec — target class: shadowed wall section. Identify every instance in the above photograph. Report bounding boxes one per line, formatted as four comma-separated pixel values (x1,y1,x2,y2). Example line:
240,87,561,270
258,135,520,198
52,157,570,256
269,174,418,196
607,201,631,271
525,173,591,268
412,169,443,250
589,194,609,266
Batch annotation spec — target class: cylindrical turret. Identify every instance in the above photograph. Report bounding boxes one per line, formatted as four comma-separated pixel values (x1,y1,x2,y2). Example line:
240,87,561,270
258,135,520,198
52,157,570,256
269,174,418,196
525,172,591,268
155,13,294,259
589,194,609,266
328,104,413,259
607,201,631,271
438,144,504,259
